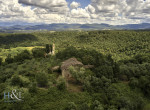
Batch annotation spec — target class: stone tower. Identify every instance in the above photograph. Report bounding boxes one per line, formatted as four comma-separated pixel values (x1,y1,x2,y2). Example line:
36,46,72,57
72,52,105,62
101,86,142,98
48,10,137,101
52,43,55,55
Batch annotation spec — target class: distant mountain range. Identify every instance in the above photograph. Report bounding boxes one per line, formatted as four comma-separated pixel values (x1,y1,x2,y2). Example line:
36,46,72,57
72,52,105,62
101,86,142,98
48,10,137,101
0,23,150,32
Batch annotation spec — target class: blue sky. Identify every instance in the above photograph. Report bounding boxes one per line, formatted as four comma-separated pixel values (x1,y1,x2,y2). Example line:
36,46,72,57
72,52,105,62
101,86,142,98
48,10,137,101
67,0,91,8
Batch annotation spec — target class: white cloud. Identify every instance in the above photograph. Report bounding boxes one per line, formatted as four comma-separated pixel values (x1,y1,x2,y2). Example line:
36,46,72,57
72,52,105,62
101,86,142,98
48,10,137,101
0,0,150,25
121,0,150,19
0,0,68,24
88,0,120,17
71,8,90,18
0,0,37,22
84,0,150,24
19,0,69,14
86,5,95,14
70,1,80,9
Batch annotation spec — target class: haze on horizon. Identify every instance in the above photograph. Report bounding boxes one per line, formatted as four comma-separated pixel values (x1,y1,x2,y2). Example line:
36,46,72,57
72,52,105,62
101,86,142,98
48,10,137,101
0,0,150,26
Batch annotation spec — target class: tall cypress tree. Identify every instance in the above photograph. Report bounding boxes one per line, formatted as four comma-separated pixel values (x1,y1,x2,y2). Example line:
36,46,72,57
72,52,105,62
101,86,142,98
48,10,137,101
0,57,2,65
45,44,50,53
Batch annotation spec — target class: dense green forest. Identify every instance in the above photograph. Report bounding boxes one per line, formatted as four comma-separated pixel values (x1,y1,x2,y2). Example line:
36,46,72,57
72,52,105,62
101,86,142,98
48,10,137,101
0,30,150,110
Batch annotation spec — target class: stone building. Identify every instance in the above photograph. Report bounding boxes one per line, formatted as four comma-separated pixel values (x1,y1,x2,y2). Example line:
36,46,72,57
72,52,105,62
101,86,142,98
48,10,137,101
61,58,83,79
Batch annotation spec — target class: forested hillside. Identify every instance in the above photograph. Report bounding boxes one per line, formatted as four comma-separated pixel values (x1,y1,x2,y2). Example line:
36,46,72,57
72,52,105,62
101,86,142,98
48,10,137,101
0,30,150,110
1,30,150,61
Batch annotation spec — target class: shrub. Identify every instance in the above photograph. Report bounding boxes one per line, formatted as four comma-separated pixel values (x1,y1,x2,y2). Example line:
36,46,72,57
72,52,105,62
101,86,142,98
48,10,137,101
56,76,66,91
0,83,6,95
36,73,48,87
19,75,30,87
79,102,89,110
69,66,85,84
29,82,37,93
14,50,32,62
11,75,30,87
108,106,118,110
95,65,114,79
65,102,77,110
129,77,139,89
5,54,14,64
91,100,104,110
11,75,23,86
32,48,45,58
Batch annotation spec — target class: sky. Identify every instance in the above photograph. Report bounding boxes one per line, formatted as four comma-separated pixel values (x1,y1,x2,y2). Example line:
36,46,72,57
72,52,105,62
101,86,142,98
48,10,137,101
67,0,91,8
0,0,150,25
